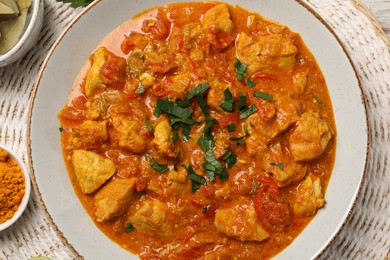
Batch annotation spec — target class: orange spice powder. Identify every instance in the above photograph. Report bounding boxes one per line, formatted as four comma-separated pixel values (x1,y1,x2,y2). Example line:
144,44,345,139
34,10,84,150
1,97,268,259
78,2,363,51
0,149,25,224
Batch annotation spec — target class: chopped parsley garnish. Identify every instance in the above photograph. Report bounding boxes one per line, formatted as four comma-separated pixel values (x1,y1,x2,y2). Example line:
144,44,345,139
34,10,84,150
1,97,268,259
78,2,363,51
136,85,145,94
125,223,135,233
59,127,65,133
237,92,247,110
222,147,237,169
182,164,207,192
246,78,256,88
220,87,235,112
174,150,180,171
198,134,215,152
202,150,229,182
239,104,257,119
254,91,273,101
176,98,192,108
154,98,193,119
185,83,210,99
182,124,191,141
150,159,169,173
172,130,179,143
235,59,248,81
143,117,153,133
227,123,236,132
229,124,249,145
154,97,197,141
270,162,284,171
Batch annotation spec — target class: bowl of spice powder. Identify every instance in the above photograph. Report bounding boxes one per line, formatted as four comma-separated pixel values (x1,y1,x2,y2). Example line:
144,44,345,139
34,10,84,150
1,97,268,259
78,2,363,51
0,145,30,231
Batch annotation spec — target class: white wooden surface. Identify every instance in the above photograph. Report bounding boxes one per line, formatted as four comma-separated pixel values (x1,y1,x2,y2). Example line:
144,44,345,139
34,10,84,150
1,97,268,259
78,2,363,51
361,0,390,39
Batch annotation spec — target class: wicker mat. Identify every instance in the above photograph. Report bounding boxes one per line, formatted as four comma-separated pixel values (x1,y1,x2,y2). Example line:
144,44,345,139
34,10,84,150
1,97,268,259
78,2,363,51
0,0,389,259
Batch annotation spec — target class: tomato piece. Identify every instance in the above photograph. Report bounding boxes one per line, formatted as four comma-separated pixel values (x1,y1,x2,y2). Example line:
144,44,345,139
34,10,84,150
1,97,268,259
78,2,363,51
251,71,277,81
99,60,125,89
253,177,291,232
59,106,85,123
141,13,170,41
121,32,148,54
71,95,87,111
206,28,235,49
216,111,240,128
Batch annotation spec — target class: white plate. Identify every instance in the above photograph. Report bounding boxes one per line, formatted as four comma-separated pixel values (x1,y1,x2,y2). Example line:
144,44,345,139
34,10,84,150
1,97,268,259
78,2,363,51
27,0,369,259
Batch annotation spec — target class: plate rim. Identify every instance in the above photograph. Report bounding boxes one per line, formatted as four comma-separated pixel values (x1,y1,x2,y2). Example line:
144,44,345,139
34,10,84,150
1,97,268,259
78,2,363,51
26,0,371,258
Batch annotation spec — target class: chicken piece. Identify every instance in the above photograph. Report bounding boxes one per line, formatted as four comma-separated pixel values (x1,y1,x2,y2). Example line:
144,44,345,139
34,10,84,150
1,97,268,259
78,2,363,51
215,172,254,199
84,47,126,97
127,198,172,237
167,169,188,183
245,95,300,156
289,112,334,162
260,142,307,187
94,178,138,222
236,32,297,74
292,70,308,96
67,120,108,150
214,198,269,242
72,150,116,194
112,115,146,154
202,4,234,33
166,73,191,99
151,116,175,157
293,174,325,216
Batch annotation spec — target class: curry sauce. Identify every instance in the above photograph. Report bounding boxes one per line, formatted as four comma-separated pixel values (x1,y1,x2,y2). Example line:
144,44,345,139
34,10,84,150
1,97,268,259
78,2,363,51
58,2,336,259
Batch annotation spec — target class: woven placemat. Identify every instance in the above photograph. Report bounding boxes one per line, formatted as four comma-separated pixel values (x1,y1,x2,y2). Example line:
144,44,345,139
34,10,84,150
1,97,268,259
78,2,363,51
0,0,389,259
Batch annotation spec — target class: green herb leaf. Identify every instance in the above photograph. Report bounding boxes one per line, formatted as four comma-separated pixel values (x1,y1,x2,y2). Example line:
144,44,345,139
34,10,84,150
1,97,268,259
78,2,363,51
143,117,153,133
237,92,247,110
198,134,215,152
125,223,135,233
221,147,237,169
172,131,179,143
57,0,94,8
151,159,169,173
136,85,145,94
254,91,273,101
182,124,191,141
227,123,236,132
220,88,235,112
185,83,210,99
176,98,192,108
154,98,193,119
239,104,257,119
174,150,180,171
246,78,256,88
229,124,249,145
235,59,248,81
59,127,65,133
203,150,229,182
182,164,206,192
195,95,210,120
270,162,284,171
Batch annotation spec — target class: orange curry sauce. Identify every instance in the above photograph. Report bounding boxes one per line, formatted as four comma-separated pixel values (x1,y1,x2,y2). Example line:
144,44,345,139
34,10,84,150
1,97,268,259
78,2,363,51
58,2,336,259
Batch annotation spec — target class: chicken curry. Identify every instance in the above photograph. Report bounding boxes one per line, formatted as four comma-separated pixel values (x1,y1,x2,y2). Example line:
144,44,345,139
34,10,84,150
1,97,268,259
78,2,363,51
58,2,336,259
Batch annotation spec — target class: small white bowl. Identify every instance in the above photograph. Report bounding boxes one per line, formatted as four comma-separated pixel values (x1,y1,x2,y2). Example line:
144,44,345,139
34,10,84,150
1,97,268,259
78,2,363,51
0,0,44,67
0,145,31,231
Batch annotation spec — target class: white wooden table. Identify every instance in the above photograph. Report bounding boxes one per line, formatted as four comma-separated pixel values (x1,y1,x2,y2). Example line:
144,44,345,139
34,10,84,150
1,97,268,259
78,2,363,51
361,0,390,39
